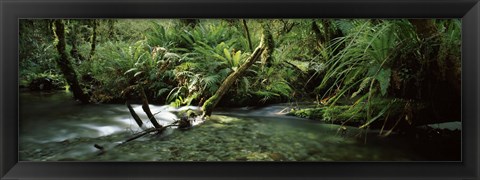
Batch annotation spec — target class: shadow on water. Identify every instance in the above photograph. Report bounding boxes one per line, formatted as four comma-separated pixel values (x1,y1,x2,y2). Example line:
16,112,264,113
19,91,460,161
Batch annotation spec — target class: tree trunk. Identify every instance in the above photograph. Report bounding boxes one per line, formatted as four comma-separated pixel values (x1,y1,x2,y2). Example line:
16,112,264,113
409,19,438,39
311,20,337,50
311,20,325,49
107,19,116,40
260,25,274,67
311,20,343,55
53,20,90,103
407,19,461,123
69,23,85,63
88,20,98,60
242,19,253,52
202,29,269,117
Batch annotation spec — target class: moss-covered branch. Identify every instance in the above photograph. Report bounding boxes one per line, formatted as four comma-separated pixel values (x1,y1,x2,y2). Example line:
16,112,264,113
202,29,269,117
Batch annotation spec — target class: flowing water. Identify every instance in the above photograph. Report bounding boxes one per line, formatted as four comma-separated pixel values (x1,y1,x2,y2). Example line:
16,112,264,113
19,91,460,161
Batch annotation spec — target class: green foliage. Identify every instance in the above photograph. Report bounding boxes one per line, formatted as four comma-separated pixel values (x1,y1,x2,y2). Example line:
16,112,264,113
77,38,181,102
289,98,404,128
375,68,391,96
288,105,364,123
436,20,461,78
146,21,179,49
315,21,400,118
20,19,460,129
309,19,461,128
19,20,60,86
288,108,325,120
254,79,292,103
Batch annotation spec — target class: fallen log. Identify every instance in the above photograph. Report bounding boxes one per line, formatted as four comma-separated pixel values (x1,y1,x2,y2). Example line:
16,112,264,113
201,27,270,117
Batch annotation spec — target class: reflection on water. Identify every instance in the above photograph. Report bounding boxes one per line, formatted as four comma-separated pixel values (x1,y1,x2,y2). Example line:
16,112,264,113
19,91,460,161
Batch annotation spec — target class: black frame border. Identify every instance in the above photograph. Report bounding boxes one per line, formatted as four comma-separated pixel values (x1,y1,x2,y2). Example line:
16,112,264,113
1,0,479,179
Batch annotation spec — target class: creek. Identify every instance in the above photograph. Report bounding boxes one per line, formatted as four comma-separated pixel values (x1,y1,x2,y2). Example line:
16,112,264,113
19,91,460,161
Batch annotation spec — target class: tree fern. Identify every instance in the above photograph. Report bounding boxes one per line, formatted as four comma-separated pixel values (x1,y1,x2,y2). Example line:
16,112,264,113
269,80,292,97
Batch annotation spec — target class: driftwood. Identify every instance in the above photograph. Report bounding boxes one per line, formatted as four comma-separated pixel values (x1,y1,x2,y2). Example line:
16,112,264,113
122,124,178,144
140,88,162,129
94,94,195,154
93,124,179,154
126,100,144,129
93,116,195,153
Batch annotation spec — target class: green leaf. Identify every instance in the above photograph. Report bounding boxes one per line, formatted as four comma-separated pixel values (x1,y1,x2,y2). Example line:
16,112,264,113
223,48,232,60
213,54,227,62
375,68,391,96
157,88,170,97
344,68,363,85
359,100,392,128
134,71,143,77
233,50,241,66
124,68,138,75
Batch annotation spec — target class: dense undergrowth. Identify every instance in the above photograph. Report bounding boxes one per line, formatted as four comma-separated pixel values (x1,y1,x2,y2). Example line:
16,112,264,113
19,19,461,131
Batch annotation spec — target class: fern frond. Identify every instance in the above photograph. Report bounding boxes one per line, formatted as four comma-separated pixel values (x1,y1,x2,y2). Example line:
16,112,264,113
351,77,372,98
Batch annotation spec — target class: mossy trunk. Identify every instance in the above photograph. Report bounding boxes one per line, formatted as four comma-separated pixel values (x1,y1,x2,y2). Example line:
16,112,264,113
202,30,269,117
311,21,325,48
89,20,97,60
53,20,90,103
107,19,116,40
311,20,342,53
242,19,253,52
260,25,274,67
68,23,85,63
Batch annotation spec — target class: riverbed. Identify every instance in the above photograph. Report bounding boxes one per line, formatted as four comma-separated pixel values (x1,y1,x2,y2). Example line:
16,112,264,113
19,91,461,161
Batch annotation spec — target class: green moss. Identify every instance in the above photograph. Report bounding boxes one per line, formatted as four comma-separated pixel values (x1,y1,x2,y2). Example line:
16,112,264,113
202,95,218,111
288,98,408,126
323,106,362,122
288,106,364,123
201,94,219,116
186,109,197,117
288,108,324,120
